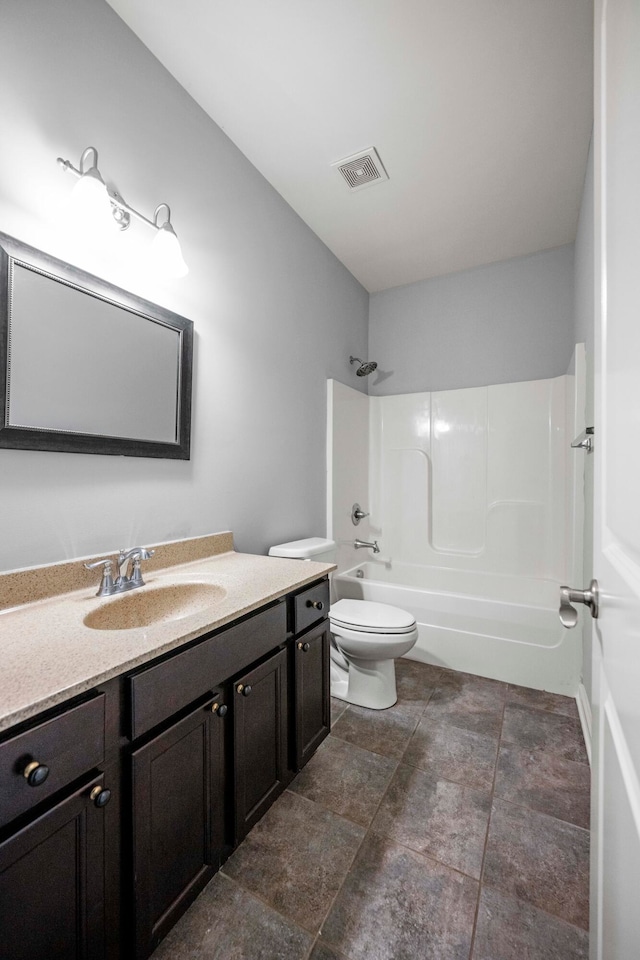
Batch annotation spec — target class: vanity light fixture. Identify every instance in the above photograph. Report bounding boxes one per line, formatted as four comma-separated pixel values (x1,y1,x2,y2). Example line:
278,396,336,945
57,145,189,279
62,146,114,229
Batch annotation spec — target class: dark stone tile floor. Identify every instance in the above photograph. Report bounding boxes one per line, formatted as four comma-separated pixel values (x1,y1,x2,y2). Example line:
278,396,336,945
151,660,591,960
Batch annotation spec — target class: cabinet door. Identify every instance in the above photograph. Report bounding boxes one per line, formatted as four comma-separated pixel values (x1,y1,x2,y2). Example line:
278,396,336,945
233,648,288,840
294,620,330,769
0,773,107,960
132,692,227,960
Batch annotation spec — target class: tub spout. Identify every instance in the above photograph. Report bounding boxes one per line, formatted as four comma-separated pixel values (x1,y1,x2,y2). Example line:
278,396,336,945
354,539,380,554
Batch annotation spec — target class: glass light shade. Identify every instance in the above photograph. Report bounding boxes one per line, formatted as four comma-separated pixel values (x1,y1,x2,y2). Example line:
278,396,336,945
151,223,189,278
69,168,116,232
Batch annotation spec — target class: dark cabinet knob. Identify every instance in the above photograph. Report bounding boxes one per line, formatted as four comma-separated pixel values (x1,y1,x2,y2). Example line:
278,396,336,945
23,761,50,787
211,702,228,717
297,641,310,652
236,683,252,697
89,786,111,808
306,599,324,611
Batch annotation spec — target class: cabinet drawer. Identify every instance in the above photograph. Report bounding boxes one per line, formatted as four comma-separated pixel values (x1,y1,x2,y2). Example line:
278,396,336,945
129,602,286,740
0,694,105,829
293,580,330,635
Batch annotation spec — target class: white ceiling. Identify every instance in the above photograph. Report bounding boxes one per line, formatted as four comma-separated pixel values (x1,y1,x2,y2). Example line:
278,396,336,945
106,0,593,293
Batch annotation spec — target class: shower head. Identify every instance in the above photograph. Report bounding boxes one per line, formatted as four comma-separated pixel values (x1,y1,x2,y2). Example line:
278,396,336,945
349,356,378,377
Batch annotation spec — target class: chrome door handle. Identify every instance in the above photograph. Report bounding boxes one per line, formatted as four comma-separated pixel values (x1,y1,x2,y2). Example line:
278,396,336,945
559,579,599,627
570,426,594,454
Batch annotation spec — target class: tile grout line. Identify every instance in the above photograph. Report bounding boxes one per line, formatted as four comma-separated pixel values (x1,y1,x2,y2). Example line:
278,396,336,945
223,788,369,953
310,681,438,956
466,687,508,960
467,687,592,957
314,675,514,953
214,871,318,954
313,690,434,955
492,792,591,834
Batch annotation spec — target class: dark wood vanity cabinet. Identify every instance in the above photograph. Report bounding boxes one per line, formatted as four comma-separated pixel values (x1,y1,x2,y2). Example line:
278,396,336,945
131,689,228,958
293,619,331,769
0,575,330,960
0,689,114,960
233,647,289,840
0,772,109,960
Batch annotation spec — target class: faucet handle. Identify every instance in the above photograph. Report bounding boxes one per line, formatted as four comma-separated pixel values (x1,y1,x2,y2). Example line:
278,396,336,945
118,547,155,588
351,503,370,525
118,546,155,563
84,558,115,597
128,555,151,587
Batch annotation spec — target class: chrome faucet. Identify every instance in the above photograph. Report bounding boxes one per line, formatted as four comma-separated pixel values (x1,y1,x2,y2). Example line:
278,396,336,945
354,538,380,554
115,547,155,589
84,546,155,597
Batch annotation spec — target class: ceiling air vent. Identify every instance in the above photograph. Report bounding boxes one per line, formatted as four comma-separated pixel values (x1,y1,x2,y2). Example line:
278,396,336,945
331,147,389,192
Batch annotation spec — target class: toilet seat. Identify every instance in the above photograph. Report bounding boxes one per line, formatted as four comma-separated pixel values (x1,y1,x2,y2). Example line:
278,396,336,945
330,598,417,635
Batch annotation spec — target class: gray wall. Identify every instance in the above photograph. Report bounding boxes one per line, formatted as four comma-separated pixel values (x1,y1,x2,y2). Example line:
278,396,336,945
0,0,368,571
574,136,595,702
368,245,575,395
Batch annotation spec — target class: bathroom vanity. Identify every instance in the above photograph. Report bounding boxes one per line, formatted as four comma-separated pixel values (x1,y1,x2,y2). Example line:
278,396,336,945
0,538,331,960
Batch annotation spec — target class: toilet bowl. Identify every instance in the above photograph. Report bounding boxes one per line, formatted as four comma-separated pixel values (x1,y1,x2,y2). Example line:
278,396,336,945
329,598,418,709
268,538,418,710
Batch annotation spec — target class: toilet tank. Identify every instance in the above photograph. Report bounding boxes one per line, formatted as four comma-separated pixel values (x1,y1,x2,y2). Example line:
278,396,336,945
268,537,337,564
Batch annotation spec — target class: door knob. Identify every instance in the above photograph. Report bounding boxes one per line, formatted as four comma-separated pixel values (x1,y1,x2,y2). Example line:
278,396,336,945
236,684,252,697
570,426,594,454
297,641,310,652
559,579,599,628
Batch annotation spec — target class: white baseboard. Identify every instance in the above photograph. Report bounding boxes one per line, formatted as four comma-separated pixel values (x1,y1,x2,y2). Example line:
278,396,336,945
576,682,592,765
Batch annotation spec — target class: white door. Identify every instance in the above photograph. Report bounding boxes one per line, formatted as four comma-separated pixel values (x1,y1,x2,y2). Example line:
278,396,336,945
591,0,640,956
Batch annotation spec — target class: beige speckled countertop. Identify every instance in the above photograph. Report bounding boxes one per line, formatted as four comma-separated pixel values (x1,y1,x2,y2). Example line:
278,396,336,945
0,533,334,734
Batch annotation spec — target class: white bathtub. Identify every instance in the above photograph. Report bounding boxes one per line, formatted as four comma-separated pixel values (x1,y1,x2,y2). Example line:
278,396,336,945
334,562,578,695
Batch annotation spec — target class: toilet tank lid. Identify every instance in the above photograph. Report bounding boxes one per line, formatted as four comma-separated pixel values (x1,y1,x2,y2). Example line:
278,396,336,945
268,537,336,559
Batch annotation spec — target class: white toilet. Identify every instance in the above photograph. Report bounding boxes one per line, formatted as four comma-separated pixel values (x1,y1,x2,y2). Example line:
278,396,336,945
268,538,418,710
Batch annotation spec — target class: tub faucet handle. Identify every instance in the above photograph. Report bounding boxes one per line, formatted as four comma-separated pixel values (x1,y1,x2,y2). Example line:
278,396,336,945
351,503,370,526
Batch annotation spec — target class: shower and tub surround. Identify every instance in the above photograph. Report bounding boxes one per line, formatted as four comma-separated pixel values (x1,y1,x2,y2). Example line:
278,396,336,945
327,351,586,696
336,564,575,694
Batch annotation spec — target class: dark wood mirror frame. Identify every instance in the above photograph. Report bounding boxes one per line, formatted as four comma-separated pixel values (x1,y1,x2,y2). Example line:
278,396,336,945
0,232,193,459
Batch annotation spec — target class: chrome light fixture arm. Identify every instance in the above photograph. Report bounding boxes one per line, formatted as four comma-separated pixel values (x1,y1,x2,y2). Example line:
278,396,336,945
57,146,188,276
58,152,166,232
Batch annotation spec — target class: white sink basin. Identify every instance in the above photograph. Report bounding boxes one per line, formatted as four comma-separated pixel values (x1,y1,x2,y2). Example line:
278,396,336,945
83,582,227,631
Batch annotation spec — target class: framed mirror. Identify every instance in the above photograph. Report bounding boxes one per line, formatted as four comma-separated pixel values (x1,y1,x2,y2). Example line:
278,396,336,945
0,232,193,459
